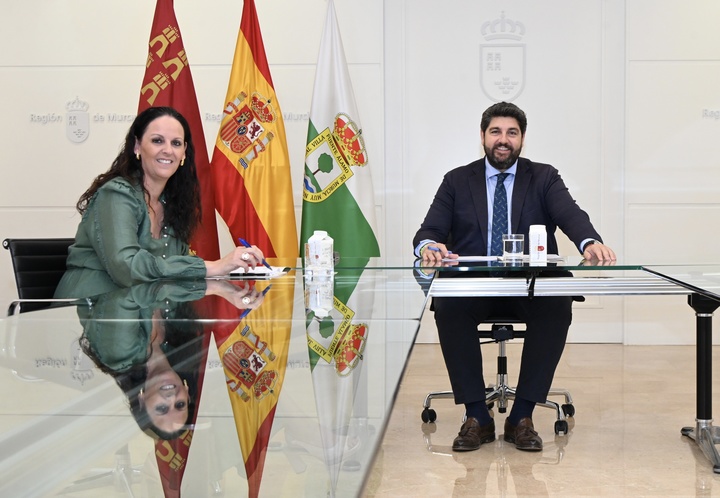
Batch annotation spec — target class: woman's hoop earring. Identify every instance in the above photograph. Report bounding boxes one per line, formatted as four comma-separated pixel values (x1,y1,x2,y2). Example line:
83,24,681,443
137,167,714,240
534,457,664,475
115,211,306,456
180,158,185,167
183,379,188,388
136,152,140,161
139,388,144,397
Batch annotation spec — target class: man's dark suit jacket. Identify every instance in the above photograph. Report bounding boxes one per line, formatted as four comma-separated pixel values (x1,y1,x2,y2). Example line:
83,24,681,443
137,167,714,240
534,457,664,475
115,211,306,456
414,156,604,405
413,157,602,255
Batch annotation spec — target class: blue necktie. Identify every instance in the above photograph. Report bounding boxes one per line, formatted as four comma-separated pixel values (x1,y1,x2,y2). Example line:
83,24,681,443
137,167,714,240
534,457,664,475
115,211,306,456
490,173,509,256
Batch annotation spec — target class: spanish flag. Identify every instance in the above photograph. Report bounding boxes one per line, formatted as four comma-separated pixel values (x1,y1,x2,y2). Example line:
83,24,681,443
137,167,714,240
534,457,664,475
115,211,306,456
138,0,220,261
212,278,294,498
210,0,297,258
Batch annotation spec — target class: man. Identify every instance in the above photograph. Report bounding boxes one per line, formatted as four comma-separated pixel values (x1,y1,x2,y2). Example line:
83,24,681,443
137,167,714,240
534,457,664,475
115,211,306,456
413,102,615,452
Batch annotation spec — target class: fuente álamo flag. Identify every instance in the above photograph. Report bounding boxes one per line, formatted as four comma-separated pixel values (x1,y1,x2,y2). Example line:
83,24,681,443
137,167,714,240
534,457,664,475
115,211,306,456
210,0,297,259
305,265,375,494
300,0,380,258
138,0,220,261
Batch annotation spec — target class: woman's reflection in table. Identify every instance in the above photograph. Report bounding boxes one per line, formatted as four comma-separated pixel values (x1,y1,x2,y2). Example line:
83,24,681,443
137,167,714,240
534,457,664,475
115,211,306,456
79,281,207,439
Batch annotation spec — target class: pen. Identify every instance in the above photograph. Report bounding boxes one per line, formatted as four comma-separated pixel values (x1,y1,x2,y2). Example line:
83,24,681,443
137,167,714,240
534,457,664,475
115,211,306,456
238,238,273,270
428,246,452,254
239,284,272,319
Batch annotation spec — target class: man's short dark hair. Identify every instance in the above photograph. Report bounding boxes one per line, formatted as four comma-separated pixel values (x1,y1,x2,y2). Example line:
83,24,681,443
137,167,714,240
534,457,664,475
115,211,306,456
481,102,527,135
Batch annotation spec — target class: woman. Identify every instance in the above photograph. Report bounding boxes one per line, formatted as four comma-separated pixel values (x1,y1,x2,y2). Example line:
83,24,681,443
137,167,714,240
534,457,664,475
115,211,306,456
80,281,206,439
80,279,266,439
55,106,264,298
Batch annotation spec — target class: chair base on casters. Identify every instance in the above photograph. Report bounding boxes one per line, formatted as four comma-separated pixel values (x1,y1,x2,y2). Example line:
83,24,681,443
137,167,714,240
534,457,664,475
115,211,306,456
420,323,575,435
420,385,574,435
420,386,575,434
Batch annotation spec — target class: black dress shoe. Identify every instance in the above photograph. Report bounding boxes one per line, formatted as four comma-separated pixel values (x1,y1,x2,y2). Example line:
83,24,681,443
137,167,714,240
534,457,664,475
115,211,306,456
503,417,543,451
452,417,495,452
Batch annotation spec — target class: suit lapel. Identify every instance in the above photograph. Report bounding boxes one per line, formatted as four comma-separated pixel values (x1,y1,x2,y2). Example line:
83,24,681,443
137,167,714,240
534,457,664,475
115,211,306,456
511,158,531,233
469,160,490,250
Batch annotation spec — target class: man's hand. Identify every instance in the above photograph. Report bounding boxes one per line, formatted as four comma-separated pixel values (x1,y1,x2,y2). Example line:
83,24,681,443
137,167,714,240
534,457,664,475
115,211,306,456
421,243,459,263
582,242,616,262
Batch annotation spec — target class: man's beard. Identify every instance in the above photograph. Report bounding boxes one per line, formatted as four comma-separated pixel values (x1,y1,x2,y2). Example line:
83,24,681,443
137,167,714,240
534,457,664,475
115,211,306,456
484,143,521,171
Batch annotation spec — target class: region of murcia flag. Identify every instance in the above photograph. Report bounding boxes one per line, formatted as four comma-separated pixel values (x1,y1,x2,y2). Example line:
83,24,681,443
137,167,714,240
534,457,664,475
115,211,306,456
300,0,380,259
138,0,220,261
137,2,219,495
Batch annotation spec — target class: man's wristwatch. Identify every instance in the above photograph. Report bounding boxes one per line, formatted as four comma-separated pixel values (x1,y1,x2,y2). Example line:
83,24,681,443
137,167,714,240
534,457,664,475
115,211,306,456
584,240,599,250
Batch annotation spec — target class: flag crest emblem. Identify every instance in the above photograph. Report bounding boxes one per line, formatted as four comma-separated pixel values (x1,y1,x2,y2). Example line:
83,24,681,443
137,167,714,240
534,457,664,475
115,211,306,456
219,91,277,169
223,325,278,402
303,112,366,202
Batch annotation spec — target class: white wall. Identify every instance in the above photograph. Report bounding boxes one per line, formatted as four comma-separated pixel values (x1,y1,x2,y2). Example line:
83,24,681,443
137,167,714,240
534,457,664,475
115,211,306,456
623,0,720,343
0,0,384,294
1,0,718,344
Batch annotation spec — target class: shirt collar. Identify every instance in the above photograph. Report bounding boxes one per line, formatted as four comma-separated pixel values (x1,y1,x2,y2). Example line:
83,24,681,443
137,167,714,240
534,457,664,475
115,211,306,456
484,157,518,180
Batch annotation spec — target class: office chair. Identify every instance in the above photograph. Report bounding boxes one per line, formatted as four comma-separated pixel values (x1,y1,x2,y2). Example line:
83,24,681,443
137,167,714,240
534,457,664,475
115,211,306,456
420,316,575,435
3,237,74,314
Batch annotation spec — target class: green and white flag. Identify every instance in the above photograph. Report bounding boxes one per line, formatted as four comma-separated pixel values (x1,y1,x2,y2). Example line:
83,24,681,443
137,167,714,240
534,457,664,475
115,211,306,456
300,0,380,259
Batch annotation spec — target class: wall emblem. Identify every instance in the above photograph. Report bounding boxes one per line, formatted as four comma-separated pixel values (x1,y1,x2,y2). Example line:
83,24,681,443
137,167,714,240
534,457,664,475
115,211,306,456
480,12,526,102
65,96,89,143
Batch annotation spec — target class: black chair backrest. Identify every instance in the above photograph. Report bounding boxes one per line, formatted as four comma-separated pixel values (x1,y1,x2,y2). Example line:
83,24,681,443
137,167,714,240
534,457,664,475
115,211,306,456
3,238,74,312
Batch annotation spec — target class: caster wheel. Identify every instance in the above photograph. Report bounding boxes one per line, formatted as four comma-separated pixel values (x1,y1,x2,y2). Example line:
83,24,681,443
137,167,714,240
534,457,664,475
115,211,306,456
555,419,569,435
421,408,437,423
562,404,575,417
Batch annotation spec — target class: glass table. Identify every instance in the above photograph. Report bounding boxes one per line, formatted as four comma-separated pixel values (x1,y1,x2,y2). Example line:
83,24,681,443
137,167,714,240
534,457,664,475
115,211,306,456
0,267,428,497
420,257,720,474
4,257,720,498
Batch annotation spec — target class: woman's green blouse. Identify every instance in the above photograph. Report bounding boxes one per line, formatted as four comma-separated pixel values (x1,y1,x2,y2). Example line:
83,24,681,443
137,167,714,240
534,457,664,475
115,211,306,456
55,178,207,298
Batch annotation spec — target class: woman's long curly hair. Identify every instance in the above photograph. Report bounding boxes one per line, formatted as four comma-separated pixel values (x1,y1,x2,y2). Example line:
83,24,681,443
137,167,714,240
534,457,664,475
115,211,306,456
76,106,201,243
80,300,204,441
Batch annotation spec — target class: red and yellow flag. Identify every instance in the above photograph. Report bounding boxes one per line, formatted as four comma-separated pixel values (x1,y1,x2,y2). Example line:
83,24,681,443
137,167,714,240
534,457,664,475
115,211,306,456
138,0,220,261
212,279,294,498
153,328,212,498
137,2,218,496
210,0,297,258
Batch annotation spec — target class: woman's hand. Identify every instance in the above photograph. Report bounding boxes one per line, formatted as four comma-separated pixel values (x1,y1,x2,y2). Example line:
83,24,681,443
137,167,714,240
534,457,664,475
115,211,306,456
205,280,267,310
205,244,266,277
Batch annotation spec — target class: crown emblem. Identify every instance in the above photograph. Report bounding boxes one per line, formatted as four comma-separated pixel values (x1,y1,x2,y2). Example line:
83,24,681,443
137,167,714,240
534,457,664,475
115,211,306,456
481,12,525,41
66,96,89,112
250,93,275,123
332,113,367,167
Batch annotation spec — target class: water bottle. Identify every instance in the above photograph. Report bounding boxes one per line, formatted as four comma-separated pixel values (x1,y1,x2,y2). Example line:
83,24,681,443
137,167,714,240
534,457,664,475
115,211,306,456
529,225,547,264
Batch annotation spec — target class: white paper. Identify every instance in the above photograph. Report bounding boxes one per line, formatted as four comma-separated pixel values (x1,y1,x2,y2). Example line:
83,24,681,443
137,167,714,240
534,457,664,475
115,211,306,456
443,254,564,263
443,255,498,262
226,265,290,279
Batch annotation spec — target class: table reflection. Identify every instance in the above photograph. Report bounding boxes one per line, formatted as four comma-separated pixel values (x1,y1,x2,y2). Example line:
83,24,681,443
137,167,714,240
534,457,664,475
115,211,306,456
0,267,426,497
